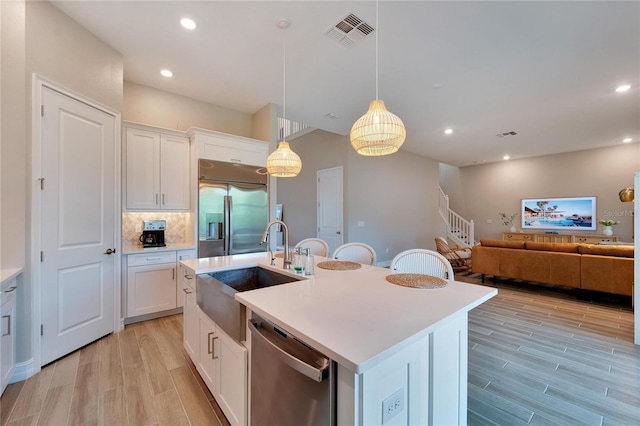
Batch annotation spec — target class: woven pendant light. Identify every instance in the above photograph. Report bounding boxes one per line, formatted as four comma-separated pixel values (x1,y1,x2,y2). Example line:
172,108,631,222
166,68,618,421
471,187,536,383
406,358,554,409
350,99,406,156
267,21,302,177
350,0,406,156
266,140,302,177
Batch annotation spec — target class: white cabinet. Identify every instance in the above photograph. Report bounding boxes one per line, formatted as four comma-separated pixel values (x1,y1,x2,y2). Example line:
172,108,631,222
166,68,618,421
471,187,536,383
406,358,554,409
126,251,177,318
176,250,197,309
195,305,247,426
197,307,218,387
124,124,190,211
188,128,268,167
0,280,17,395
181,264,198,362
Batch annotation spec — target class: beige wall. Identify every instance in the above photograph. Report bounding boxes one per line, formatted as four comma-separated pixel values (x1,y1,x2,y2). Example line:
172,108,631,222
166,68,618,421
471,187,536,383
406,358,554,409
1,0,26,271
278,130,442,263
123,81,254,137
2,0,125,365
445,143,640,242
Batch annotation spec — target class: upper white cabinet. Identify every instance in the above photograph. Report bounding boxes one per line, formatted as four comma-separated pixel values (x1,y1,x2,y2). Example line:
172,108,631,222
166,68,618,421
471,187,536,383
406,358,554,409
188,128,268,167
124,123,190,211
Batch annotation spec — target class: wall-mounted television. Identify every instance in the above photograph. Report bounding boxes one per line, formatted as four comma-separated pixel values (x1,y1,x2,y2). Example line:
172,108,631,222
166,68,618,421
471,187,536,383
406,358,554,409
521,197,596,230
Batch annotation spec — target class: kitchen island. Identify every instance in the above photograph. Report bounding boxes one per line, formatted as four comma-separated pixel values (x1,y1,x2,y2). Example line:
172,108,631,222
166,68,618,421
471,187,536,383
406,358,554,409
180,252,496,425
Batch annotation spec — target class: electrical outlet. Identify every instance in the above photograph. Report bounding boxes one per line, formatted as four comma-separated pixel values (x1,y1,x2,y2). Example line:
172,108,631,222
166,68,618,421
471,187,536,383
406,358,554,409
381,388,404,424
135,224,142,232
357,221,365,227
487,218,493,224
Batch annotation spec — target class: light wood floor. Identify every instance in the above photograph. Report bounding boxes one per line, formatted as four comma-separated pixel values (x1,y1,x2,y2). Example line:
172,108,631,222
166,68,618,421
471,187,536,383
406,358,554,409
0,315,230,426
1,276,637,425
458,273,639,426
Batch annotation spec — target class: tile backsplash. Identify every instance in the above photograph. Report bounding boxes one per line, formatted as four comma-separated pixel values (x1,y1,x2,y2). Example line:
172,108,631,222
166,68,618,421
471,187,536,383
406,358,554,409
122,212,191,246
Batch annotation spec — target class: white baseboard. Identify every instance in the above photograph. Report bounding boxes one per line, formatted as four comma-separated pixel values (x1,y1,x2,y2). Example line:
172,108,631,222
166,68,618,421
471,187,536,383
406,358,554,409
10,358,38,383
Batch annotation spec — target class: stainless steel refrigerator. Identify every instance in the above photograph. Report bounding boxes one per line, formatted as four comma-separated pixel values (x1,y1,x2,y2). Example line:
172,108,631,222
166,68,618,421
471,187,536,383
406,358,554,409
198,159,268,258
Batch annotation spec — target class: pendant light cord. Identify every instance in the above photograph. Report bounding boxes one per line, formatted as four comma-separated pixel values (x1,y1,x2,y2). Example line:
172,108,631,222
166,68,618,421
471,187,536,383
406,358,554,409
283,41,286,128
375,0,379,100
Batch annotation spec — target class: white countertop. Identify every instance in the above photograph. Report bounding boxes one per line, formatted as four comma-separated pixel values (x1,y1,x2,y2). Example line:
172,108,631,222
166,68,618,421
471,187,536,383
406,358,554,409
122,243,196,254
1,268,22,285
181,252,496,374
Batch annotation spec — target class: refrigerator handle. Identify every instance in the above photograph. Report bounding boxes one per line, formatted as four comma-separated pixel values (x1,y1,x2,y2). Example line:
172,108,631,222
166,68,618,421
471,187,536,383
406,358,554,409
225,195,233,254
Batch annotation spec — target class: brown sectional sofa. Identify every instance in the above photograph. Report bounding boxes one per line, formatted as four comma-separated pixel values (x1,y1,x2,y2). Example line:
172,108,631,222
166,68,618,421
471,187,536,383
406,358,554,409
472,239,634,296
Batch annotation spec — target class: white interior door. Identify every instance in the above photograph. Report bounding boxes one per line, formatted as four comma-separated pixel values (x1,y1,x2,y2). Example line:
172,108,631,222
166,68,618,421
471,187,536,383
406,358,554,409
317,167,343,256
39,86,117,365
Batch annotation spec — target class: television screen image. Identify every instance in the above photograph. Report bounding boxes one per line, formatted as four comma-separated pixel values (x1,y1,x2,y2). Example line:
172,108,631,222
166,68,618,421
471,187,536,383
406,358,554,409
521,197,596,230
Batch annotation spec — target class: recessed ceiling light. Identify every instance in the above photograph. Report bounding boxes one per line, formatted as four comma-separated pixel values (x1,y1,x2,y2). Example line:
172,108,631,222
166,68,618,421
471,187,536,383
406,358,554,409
615,84,631,92
180,18,197,30
444,128,453,135
503,155,510,160
160,69,173,78
623,138,633,143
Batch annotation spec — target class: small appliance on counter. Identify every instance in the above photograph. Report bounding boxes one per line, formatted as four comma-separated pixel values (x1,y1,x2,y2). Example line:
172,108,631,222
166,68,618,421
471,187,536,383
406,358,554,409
139,220,166,248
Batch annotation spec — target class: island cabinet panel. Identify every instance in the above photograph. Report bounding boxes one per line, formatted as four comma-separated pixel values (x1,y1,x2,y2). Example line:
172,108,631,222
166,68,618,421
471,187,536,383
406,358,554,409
181,264,198,362
195,306,247,426
429,315,468,426
337,315,468,425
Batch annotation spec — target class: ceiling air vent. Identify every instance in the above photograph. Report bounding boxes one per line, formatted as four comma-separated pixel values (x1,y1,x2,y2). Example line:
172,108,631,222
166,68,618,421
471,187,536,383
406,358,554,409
325,13,374,48
496,131,518,138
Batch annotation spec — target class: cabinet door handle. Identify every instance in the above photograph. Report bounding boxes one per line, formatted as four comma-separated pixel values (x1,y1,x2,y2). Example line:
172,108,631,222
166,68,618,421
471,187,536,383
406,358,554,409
172,268,175,280
207,332,214,354
212,336,219,360
155,193,159,205
162,194,165,205
2,315,10,337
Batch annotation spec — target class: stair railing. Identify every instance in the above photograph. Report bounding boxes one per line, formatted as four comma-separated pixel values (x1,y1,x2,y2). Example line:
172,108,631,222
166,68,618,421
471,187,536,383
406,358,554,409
438,187,475,247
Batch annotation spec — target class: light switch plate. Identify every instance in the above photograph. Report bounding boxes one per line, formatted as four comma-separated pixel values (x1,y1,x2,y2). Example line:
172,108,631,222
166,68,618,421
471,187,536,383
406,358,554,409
382,388,404,424
357,221,365,227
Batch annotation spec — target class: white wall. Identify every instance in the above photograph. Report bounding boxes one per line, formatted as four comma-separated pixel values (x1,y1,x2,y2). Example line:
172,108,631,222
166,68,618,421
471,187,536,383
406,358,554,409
2,0,125,366
277,130,442,263
443,143,640,242
123,81,254,138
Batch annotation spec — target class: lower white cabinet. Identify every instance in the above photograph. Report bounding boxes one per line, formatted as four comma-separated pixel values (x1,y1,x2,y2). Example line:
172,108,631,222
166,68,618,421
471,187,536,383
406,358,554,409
181,265,198,361
176,249,197,309
193,306,247,426
1,281,17,395
125,249,197,320
127,262,176,317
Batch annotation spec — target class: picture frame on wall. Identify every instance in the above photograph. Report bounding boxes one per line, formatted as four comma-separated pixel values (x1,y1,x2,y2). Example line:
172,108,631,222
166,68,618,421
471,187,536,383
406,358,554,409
521,197,597,230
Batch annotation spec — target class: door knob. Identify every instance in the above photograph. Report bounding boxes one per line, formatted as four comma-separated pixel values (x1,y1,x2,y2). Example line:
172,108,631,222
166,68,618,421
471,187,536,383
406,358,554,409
104,248,116,255
336,231,341,235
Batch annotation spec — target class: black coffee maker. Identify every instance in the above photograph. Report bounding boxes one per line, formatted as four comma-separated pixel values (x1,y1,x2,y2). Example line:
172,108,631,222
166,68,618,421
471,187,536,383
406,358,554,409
139,220,166,248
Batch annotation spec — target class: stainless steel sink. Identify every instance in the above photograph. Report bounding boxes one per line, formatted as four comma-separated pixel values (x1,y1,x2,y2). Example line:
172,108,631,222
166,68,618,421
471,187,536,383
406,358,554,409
196,267,303,342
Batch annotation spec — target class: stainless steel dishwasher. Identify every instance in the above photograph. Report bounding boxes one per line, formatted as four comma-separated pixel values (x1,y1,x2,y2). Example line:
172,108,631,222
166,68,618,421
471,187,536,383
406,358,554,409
249,315,336,426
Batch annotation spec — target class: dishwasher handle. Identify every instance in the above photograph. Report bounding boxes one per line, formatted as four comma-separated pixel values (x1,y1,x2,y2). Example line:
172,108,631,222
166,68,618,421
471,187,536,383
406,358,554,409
249,319,329,383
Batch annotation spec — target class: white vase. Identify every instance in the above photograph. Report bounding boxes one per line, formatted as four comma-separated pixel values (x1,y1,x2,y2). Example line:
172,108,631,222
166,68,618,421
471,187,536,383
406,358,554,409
509,226,517,233
603,226,613,236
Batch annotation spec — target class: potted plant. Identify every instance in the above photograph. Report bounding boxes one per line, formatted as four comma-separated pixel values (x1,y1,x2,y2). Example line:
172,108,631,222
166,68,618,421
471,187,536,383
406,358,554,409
499,212,518,233
598,219,618,236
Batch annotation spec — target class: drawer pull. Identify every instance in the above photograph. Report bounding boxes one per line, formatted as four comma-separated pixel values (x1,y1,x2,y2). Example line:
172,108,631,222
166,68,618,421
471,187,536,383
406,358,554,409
145,257,162,261
207,332,214,354
4,286,16,293
183,288,193,294
212,336,219,360
184,274,193,280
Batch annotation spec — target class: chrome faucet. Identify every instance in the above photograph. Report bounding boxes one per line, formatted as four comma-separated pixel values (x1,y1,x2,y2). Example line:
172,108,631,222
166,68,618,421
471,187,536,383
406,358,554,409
261,220,291,270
